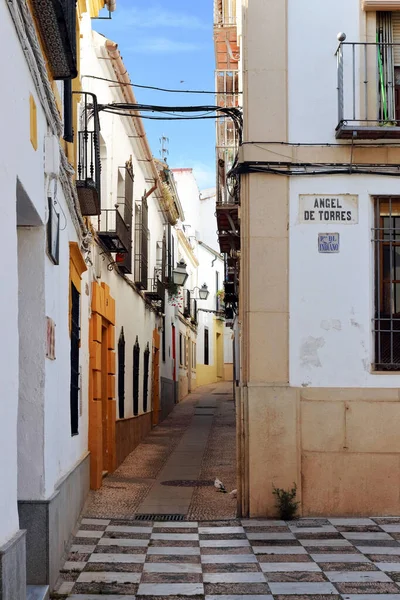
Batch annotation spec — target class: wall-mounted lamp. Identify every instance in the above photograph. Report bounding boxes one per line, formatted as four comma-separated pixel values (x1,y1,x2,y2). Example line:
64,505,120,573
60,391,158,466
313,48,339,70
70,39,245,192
172,259,189,286
190,283,209,301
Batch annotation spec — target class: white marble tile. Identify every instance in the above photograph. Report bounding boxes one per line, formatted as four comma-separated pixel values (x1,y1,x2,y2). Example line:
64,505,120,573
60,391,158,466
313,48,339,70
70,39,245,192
201,554,258,564
206,596,272,600
328,519,375,527
241,520,286,527
151,533,199,541
288,525,337,534
269,582,337,595
342,532,393,540
247,532,295,540
144,562,202,573
81,518,110,526
382,526,400,533
311,553,370,563
299,539,351,547
88,553,146,563
200,539,250,548
253,546,307,554
199,527,244,535
77,572,141,583
98,538,148,547
327,571,392,582
138,583,204,595
376,563,400,572
356,547,400,555
57,582,75,594
69,595,136,600
70,545,96,553
147,546,200,555
154,521,198,528
341,596,400,600
76,530,104,538
62,561,86,571
260,562,321,572
106,526,152,534
203,573,266,583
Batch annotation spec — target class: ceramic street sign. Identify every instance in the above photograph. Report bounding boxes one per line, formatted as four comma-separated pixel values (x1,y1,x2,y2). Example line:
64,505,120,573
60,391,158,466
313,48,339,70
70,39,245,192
318,233,340,253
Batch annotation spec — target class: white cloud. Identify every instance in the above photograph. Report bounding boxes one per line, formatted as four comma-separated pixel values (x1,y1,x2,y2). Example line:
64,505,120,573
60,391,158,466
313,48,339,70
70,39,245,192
130,37,202,54
114,6,208,31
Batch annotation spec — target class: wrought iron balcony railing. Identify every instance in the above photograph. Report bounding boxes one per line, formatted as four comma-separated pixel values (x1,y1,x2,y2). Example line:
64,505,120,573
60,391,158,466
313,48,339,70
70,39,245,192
145,278,165,309
336,41,400,139
76,92,101,215
98,208,130,254
30,0,77,79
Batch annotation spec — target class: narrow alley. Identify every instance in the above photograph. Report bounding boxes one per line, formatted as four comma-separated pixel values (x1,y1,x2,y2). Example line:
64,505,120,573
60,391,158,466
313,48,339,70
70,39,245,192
83,382,236,521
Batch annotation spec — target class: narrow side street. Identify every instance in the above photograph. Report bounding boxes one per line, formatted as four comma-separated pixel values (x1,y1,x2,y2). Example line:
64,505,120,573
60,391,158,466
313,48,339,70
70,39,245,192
83,382,236,522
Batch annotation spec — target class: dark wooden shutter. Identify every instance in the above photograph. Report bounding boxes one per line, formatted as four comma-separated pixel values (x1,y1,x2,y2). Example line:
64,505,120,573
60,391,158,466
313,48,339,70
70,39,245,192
204,328,209,365
143,343,150,412
118,328,125,418
70,283,80,435
162,316,166,362
133,336,140,415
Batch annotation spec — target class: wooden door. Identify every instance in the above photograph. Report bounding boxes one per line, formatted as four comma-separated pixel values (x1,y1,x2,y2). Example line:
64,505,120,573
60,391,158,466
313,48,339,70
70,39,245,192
101,325,109,472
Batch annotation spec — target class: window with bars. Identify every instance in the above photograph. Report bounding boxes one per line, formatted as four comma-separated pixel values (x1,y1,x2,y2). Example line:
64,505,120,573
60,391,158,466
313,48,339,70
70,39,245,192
374,197,400,370
179,333,183,366
143,343,150,412
134,196,148,289
118,328,125,419
204,328,209,365
162,316,166,362
117,161,134,274
133,336,140,415
70,283,80,435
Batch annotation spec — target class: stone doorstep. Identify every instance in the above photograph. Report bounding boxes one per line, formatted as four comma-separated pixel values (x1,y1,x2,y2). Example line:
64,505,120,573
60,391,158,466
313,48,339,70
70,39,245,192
26,585,49,600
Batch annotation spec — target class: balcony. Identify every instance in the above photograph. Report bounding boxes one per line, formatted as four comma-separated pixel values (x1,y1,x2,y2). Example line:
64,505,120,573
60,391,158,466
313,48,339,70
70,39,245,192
30,0,77,79
336,41,400,139
98,208,130,254
214,0,236,26
76,93,101,215
145,278,165,309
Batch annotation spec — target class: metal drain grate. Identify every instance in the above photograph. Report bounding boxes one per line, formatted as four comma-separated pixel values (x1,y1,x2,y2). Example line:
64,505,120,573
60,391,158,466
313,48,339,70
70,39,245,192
161,479,214,487
134,514,186,521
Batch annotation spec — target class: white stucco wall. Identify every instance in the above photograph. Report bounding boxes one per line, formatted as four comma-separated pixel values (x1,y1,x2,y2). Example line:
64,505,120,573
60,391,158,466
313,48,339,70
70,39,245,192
289,175,400,388
199,188,219,252
288,0,360,144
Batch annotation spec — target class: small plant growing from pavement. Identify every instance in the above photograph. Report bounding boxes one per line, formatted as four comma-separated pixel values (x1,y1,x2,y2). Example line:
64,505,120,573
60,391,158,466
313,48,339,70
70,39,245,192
272,482,299,520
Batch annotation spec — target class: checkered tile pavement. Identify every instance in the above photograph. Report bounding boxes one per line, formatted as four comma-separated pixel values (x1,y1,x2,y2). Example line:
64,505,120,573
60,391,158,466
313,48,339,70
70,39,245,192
56,517,400,599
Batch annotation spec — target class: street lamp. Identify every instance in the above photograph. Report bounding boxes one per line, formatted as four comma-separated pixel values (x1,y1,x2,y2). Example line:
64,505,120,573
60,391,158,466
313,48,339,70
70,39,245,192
172,259,189,286
191,283,209,301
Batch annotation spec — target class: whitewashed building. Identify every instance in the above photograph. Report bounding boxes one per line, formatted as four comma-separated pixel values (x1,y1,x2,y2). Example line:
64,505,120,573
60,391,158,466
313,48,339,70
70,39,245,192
1,0,114,596
218,0,400,516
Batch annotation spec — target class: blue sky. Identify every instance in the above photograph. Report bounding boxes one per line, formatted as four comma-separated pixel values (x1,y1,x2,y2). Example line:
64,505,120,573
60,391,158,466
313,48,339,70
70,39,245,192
94,0,216,189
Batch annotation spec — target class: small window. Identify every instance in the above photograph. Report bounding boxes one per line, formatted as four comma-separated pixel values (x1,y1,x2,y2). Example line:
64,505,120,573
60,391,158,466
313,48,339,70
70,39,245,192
162,316,166,362
204,328,209,365
192,342,196,369
374,197,400,370
184,337,188,368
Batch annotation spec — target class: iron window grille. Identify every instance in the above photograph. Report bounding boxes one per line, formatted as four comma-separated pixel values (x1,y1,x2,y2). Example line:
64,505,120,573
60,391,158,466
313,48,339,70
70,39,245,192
204,327,209,365
76,92,101,215
191,299,198,325
134,196,149,288
183,290,191,318
143,343,150,412
133,336,140,415
116,161,134,274
118,328,125,419
373,196,400,370
179,333,183,366
162,316,166,362
70,283,80,435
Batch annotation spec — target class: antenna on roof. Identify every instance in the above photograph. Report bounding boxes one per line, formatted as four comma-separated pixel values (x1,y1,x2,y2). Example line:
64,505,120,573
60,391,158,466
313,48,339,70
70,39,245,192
159,135,169,162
